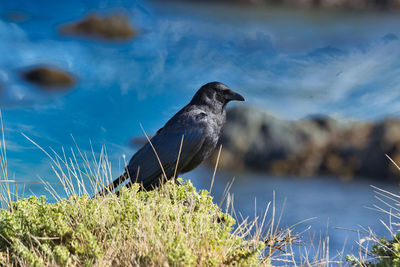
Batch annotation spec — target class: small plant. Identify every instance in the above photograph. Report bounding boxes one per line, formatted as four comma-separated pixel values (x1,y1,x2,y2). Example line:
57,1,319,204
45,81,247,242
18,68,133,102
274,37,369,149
370,234,400,266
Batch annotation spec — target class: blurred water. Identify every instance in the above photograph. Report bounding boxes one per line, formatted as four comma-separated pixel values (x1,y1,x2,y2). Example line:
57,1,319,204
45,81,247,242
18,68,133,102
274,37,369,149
1,0,400,260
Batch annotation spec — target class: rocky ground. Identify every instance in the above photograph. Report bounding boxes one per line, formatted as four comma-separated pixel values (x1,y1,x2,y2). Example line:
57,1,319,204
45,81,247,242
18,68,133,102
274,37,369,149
208,106,400,181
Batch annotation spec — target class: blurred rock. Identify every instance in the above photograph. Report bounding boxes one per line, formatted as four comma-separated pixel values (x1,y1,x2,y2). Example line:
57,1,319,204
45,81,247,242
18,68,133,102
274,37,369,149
60,14,137,41
208,106,400,181
22,66,75,90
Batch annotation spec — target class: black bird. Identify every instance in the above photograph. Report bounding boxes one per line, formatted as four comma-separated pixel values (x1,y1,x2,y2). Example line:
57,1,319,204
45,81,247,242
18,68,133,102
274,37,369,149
97,82,244,195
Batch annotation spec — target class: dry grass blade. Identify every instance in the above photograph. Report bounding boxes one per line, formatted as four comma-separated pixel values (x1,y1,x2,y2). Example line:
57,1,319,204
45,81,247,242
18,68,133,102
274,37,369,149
139,123,168,182
209,144,222,193
386,154,400,171
173,135,185,179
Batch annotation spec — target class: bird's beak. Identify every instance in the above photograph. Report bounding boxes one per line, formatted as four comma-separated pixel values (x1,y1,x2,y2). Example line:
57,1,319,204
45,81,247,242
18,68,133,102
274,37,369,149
225,90,245,101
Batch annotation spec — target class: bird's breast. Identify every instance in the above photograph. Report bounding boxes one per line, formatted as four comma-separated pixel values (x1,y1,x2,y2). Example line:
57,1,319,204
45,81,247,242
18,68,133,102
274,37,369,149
199,110,226,157
177,107,226,174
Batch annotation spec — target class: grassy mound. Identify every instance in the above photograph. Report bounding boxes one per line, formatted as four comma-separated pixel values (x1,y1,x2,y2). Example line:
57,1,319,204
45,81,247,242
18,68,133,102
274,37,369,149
0,180,267,266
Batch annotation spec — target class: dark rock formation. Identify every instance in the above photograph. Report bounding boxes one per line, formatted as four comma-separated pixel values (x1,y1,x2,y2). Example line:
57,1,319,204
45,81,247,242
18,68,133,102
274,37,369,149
22,66,75,90
209,106,400,181
60,14,137,41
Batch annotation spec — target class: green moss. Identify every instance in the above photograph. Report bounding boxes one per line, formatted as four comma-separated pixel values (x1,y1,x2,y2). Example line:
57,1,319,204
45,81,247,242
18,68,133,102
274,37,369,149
0,180,268,266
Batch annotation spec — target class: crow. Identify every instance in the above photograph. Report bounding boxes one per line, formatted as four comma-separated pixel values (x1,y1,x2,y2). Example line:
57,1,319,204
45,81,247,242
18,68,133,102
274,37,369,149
96,81,244,196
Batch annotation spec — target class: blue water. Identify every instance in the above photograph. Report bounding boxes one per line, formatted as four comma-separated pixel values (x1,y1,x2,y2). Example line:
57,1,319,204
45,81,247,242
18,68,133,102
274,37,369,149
1,0,400,261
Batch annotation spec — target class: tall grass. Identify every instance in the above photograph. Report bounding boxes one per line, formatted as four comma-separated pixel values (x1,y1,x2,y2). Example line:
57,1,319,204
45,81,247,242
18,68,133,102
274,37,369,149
0,110,14,209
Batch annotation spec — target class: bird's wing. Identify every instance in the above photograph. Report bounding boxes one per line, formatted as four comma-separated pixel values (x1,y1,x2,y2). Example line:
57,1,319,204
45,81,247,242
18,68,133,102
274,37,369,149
126,127,205,188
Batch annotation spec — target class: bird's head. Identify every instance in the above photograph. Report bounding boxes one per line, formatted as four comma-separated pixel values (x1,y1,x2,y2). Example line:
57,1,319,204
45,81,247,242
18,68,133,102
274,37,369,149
190,82,245,109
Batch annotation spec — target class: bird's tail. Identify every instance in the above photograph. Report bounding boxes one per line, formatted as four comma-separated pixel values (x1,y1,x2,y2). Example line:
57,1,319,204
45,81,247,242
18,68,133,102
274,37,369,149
94,172,130,197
